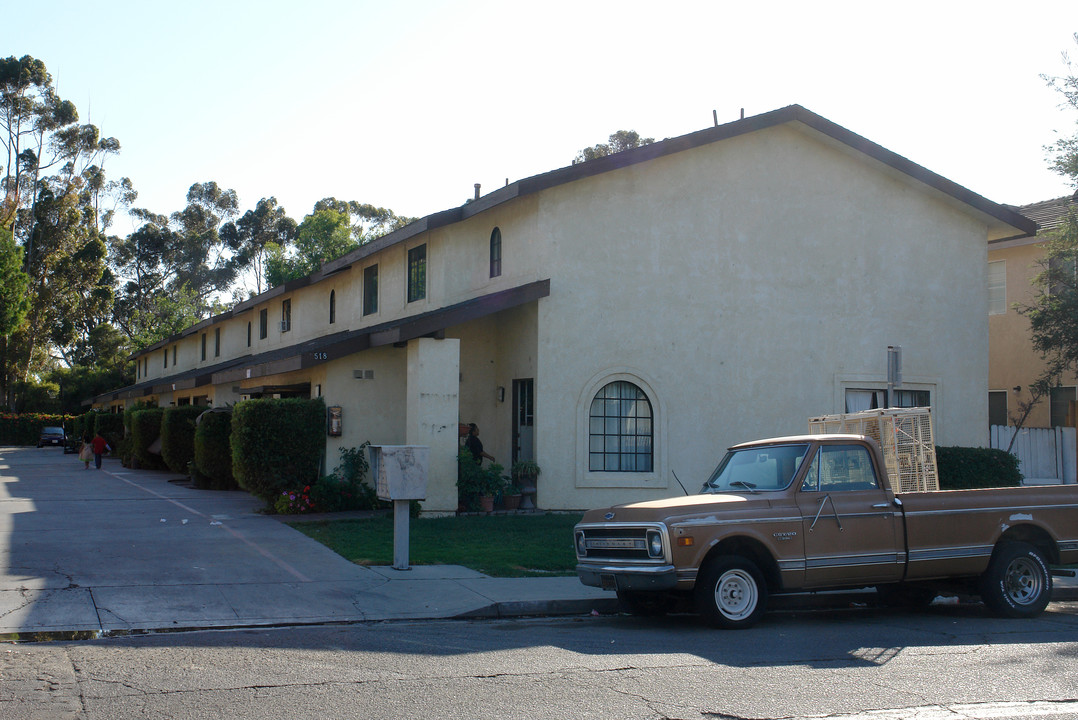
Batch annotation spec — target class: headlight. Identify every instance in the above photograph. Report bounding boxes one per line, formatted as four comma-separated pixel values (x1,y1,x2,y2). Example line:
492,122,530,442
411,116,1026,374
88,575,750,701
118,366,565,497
575,530,587,557
646,529,663,559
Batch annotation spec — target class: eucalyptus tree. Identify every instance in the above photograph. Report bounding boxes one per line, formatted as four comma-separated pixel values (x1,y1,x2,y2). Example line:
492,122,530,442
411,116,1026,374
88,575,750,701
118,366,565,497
220,196,298,296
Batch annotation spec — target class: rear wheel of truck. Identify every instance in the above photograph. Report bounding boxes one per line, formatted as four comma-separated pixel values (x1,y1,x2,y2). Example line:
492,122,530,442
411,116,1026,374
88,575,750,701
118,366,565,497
696,555,768,629
979,541,1052,618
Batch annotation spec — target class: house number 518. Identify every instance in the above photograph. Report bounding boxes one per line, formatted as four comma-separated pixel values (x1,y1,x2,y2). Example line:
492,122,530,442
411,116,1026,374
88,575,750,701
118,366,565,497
313,352,328,360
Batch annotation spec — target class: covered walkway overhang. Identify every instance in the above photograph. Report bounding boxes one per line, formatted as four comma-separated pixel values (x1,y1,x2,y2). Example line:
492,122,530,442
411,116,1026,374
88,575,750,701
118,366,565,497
212,279,550,386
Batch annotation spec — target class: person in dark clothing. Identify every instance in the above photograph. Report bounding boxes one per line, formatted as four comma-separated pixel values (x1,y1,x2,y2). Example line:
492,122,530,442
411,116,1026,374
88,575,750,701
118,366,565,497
464,423,495,465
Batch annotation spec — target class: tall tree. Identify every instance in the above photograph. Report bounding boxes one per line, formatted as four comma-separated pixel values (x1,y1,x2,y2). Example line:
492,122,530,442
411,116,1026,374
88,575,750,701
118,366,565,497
0,225,29,405
220,197,297,296
574,129,655,164
1016,33,1078,418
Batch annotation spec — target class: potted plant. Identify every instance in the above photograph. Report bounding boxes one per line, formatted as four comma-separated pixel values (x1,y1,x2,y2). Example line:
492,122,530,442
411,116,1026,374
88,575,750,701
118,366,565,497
502,479,523,511
511,460,541,510
457,450,507,513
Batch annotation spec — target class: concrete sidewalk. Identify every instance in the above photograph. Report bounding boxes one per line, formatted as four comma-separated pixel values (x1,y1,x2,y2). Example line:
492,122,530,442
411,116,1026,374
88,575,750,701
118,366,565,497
0,446,1075,639
0,446,616,637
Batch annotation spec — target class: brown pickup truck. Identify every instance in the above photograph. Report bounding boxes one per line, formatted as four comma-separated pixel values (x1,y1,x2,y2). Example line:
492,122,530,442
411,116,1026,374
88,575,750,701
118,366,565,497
574,434,1078,628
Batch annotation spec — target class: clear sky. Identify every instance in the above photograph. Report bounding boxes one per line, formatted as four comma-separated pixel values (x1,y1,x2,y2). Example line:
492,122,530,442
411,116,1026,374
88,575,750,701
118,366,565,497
8,1,1078,235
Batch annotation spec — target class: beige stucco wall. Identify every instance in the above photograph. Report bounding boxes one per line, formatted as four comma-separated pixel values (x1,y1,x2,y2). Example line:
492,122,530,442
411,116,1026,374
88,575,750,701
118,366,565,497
988,239,1078,427
527,124,993,509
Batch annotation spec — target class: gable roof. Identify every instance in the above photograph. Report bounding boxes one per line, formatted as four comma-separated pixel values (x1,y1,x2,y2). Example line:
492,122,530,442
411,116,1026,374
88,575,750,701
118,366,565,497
1015,192,1078,233
133,104,1036,360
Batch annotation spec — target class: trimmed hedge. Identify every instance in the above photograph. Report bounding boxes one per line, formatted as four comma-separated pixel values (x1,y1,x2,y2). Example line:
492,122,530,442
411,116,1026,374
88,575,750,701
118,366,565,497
130,408,166,470
94,413,124,452
231,397,325,504
936,446,1023,489
0,412,71,445
160,406,205,473
193,410,237,490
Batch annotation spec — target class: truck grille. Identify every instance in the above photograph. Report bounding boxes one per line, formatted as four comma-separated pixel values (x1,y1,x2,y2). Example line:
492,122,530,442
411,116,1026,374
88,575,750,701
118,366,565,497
575,523,667,562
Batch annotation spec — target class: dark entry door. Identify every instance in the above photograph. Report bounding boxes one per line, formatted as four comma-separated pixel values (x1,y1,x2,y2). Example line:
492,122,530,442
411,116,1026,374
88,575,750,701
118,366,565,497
512,379,534,464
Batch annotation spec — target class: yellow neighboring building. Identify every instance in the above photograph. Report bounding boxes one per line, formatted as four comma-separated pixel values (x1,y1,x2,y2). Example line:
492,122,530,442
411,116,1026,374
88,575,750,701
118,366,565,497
92,105,1035,512
989,193,1078,429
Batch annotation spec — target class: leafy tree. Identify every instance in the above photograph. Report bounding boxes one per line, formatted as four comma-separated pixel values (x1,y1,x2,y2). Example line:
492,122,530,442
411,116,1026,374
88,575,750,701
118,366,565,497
312,197,414,243
1014,34,1078,434
0,225,29,405
574,129,655,164
265,207,353,287
220,197,297,296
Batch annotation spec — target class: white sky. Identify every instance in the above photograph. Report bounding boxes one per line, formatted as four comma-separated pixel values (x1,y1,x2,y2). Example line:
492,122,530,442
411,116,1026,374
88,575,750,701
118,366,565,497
8,0,1078,235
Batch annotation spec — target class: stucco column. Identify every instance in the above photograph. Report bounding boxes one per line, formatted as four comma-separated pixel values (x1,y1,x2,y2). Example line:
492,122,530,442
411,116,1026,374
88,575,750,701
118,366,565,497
405,337,461,513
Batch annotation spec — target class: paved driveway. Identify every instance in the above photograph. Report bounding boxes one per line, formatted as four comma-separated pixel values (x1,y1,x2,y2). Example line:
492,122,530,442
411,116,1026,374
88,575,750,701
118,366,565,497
0,447,601,636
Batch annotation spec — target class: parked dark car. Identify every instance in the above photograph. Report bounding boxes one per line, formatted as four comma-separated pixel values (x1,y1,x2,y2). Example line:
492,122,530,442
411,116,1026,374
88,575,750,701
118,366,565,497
37,426,66,448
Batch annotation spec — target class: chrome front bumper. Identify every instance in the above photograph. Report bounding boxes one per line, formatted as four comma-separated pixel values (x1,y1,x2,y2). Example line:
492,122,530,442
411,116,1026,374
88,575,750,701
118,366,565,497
576,563,678,592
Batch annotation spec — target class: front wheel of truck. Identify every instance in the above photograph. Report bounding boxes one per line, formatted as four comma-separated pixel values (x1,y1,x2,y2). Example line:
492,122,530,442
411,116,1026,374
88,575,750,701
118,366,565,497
979,541,1052,618
696,555,768,629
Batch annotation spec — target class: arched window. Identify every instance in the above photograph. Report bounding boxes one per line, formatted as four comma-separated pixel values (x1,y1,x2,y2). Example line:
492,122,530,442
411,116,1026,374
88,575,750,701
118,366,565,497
329,289,336,324
589,381,653,472
489,227,502,278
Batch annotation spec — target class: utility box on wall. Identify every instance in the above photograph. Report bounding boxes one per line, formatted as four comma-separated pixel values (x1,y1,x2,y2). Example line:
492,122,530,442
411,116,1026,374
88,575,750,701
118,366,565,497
369,445,429,501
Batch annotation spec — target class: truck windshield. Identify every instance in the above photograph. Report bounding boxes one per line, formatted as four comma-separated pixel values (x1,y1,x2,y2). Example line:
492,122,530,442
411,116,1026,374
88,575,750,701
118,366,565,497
702,443,810,493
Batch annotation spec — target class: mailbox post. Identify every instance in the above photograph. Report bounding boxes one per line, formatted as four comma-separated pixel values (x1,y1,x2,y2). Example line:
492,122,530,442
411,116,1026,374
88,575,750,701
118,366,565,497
368,445,429,570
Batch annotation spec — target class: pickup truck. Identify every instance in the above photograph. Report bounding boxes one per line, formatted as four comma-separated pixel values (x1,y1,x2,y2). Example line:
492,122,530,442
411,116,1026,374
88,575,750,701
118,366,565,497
574,434,1078,628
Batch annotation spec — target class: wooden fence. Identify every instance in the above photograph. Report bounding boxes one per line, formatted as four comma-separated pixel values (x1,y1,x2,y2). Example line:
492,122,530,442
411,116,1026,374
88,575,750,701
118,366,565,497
990,425,1077,485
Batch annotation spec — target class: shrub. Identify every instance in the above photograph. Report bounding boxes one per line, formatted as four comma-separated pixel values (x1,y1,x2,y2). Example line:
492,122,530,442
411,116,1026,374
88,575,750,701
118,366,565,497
0,412,70,445
936,446,1023,489
94,413,124,452
456,448,507,511
160,406,205,473
130,408,166,470
193,410,236,490
122,402,155,466
231,397,325,505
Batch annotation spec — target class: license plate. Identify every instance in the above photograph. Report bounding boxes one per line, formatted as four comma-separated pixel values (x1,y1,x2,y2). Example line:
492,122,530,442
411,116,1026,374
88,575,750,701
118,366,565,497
600,574,618,591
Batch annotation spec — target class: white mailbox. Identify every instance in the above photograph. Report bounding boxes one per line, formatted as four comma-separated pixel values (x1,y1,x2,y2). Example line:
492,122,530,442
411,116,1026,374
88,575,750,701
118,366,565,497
370,445,429,501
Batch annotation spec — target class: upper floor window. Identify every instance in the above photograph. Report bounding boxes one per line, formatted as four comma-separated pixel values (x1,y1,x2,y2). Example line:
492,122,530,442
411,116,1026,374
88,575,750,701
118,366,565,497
407,244,426,303
988,260,1006,315
259,309,268,339
201,333,207,361
329,290,336,324
172,345,177,366
214,327,221,357
589,381,653,472
1050,386,1076,427
163,348,168,368
247,321,252,347
490,227,502,278
282,299,292,333
364,264,379,315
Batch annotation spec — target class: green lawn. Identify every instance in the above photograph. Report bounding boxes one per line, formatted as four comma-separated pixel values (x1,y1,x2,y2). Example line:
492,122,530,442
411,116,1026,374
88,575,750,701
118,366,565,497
288,513,583,577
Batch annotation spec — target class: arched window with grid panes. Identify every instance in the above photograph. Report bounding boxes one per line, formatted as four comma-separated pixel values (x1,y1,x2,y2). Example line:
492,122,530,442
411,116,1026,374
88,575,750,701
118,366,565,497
589,381,653,472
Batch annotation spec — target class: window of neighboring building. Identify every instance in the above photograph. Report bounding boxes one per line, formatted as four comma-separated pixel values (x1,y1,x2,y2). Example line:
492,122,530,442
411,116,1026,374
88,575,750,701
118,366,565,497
247,321,251,347
845,387,930,411
407,245,426,303
163,348,168,368
282,299,292,332
1049,255,1077,297
589,381,654,472
988,260,1006,315
490,227,502,278
137,360,141,379
329,290,336,324
259,309,268,339
144,357,148,377
214,327,220,357
201,333,207,361
363,264,378,315
1050,386,1076,427
989,391,1008,427
893,389,930,408
172,345,177,366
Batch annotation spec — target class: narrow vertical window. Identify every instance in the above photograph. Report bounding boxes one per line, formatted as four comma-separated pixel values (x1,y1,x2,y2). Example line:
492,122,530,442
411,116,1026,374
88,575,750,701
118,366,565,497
363,264,379,315
214,328,220,357
407,244,426,303
259,309,268,339
201,333,207,361
282,299,292,332
172,345,177,366
247,321,252,347
988,260,1006,315
164,348,168,368
329,290,336,324
489,227,502,278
